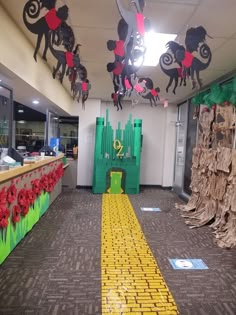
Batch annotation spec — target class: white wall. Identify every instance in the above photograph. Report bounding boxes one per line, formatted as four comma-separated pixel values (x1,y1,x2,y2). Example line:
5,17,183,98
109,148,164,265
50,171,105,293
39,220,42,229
101,101,177,187
70,99,101,186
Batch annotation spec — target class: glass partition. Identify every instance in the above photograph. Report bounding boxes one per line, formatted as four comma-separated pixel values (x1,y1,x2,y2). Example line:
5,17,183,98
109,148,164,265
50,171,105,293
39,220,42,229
46,110,59,146
14,102,46,154
0,83,13,149
59,116,79,157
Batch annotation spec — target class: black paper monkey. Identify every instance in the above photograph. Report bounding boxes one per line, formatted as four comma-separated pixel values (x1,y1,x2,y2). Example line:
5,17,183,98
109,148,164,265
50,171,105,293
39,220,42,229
23,0,69,61
159,26,212,92
140,87,160,106
48,31,81,83
73,79,91,110
159,49,187,94
115,0,150,68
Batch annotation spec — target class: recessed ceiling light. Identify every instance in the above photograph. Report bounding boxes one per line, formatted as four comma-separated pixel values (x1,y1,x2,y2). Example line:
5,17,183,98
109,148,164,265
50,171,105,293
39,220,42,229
32,100,39,104
18,120,26,124
18,109,24,113
142,31,177,67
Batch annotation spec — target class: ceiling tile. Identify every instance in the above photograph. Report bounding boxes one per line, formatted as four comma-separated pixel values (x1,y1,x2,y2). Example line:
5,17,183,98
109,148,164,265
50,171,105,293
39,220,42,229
66,0,120,29
144,1,199,34
188,0,236,38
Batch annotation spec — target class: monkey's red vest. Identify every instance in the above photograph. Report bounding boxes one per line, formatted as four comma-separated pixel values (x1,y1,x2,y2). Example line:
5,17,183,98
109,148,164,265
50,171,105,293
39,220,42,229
45,8,62,30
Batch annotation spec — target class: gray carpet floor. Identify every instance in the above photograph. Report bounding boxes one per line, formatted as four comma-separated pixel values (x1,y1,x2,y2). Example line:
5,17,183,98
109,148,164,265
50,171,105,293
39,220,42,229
0,188,236,315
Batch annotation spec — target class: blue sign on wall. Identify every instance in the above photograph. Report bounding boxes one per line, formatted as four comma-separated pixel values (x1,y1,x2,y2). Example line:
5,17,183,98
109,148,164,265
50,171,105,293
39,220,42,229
169,259,208,270
141,207,161,212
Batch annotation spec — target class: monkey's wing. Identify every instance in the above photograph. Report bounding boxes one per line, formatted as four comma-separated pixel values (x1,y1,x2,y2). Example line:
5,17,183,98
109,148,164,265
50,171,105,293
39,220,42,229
166,41,185,57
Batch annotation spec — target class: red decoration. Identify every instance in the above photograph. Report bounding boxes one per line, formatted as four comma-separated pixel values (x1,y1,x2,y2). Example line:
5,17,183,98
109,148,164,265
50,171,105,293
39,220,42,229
21,202,30,217
0,187,7,206
0,205,10,228
66,52,74,68
31,179,42,196
82,81,88,91
0,161,64,230
151,89,158,97
45,8,62,31
7,184,17,204
182,51,194,68
202,107,210,113
114,40,125,57
26,190,36,206
12,205,21,224
136,13,145,35
18,189,27,207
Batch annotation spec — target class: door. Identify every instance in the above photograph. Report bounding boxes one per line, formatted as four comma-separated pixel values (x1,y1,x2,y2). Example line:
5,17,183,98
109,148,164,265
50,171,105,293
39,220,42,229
108,171,123,194
173,101,188,197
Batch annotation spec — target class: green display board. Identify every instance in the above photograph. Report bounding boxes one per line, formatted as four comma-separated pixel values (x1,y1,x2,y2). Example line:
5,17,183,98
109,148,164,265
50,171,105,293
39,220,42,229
92,110,142,194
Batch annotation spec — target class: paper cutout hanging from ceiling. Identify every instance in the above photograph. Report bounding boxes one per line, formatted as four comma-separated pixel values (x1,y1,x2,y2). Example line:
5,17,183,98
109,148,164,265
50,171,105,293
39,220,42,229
106,0,164,110
159,26,212,94
23,0,90,109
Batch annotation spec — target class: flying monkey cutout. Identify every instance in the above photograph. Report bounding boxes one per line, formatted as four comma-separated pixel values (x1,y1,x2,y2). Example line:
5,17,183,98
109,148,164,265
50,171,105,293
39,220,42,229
48,32,81,83
159,26,212,93
23,0,91,107
107,61,140,98
135,78,160,106
23,0,70,61
110,76,161,110
73,79,91,110
115,0,150,67
70,62,91,109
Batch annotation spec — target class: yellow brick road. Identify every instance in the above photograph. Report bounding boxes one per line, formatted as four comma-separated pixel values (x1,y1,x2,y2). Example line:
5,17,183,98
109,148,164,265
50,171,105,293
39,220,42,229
102,194,179,315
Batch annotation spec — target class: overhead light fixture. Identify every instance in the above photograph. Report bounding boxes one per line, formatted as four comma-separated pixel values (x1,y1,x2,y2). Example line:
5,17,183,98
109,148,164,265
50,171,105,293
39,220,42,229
143,31,177,67
18,109,24,113
32,100,39,104
18,120,26,124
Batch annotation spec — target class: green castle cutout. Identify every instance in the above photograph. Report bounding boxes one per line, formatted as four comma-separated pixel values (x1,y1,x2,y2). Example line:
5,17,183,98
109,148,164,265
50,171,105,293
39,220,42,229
92,110,142,194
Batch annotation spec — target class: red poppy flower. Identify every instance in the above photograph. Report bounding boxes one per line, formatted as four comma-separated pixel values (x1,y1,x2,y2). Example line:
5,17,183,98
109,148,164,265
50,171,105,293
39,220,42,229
26,189,36,205
18,189,27,206
0,187,7,206
0,205,10,228
21,202,30,217
40,174,49,192
7,184,17,203
31,179,42,196
12,204,21,224
47,172,55,192
56,164,64,180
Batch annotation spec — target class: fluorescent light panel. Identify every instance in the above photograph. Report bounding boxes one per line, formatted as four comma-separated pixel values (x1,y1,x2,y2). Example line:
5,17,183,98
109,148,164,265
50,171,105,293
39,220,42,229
143,31,177,67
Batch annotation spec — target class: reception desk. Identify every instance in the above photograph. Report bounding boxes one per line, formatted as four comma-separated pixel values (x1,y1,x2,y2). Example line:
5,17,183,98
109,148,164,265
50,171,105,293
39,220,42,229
0,154,65,264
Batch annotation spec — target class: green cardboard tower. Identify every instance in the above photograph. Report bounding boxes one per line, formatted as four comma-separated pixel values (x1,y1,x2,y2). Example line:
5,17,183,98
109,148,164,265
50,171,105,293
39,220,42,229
92,110,142,194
